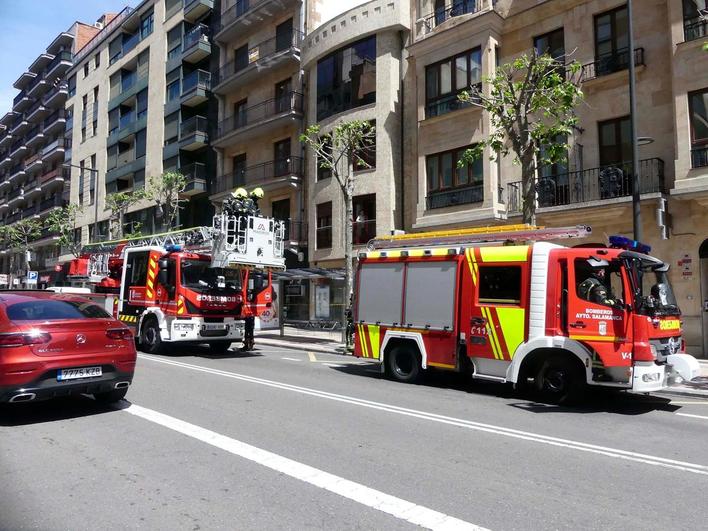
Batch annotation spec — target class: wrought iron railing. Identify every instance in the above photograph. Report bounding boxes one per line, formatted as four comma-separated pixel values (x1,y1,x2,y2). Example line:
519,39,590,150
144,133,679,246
278,219,307,243
581,47,644,81
692,146,708,169
181,162,206,181
215,30,303,85
420,0,482,35
426,184,483,210
684,15,708,42
216,92,303,139
505,158,665,213
213,156,303,194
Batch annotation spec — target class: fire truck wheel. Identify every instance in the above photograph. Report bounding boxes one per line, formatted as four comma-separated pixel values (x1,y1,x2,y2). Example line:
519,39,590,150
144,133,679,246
386,345,422,383
534,355,584,404
140,318,164,354
208,341,232,354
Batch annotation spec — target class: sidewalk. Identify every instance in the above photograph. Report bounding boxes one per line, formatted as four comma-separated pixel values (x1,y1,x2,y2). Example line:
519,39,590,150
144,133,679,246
255,329,708,397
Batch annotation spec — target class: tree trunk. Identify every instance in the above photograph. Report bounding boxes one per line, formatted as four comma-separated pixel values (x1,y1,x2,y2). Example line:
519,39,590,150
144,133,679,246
343,159,354,348
521,154,537,226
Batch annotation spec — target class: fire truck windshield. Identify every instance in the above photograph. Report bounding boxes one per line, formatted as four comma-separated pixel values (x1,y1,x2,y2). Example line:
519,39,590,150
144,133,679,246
180,259,241,292
625,255,680,317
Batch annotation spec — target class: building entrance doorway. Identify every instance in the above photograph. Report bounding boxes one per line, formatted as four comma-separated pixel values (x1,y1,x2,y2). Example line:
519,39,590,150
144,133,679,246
700,239,708,357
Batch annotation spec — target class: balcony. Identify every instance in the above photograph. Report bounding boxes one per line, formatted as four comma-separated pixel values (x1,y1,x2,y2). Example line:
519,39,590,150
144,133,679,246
8,162,26,181
106,155,145,183
425,84,480,119
505,158,665,213
183,0,213,23
24,153,43,174
12,90,32,112
180,162,207,195
0,131,13,148
581,48,644,82
25,125,45,149
213,30,303,95
684,15,708,43
43,109,66,135
29,53,54,74
110,32,143,65
5,211,22,225
40,167,67,187
181,69,211,106
182,24,211,64
10,115,30,136
43,82,68,109
41,137,70,163
418,0,483,36
9,140,27,160
108,113,147,145
7,186,24,202
26,100,50,123
352,219,376,246
213,92,303,148
26,74,50,98
39,195,66,214
13,71,36,91
23,176,41,198
45,51,73,80
426,185,483,210
212,156,303,195
278,219,307,244
179,115,208,151
215,0,298,42
0,152,11,170
22,204,39,218
691,146,708,169
108,71,148,111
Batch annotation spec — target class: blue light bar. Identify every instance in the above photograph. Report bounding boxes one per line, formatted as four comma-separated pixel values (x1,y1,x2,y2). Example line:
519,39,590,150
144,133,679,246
165,244,182,253
609,235,651,254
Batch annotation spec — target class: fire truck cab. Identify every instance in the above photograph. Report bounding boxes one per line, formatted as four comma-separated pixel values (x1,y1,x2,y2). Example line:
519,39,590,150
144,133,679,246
353,226,700,402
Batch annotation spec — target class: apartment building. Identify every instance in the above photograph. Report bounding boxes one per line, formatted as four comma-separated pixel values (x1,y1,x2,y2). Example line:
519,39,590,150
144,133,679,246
403,0,708,355
66,0,217,248
297,0,410,321
0,21,104,286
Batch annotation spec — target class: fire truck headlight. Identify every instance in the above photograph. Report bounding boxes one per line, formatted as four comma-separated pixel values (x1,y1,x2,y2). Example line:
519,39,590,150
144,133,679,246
642,372,661,382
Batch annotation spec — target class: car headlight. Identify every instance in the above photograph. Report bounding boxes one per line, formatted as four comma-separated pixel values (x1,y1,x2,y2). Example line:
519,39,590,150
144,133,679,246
642,372,661,382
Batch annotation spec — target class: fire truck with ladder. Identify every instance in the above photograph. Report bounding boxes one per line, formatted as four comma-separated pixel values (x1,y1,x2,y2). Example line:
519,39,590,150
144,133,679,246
353,224,700,402
64,211,285,354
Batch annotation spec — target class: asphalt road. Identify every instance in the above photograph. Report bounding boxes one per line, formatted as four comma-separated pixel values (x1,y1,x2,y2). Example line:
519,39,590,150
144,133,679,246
2,345,708,531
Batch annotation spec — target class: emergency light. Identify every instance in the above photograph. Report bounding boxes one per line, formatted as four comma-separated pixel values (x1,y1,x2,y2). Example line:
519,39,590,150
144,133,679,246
165,244,183,253
608,235,651,254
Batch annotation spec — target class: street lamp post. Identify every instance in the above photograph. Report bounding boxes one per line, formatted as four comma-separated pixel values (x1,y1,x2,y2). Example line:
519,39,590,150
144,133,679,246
62,163,100,242
627,0,642,242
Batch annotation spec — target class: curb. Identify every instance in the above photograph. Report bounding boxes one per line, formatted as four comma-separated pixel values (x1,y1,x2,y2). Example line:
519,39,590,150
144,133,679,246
653,386,708,400
256,338,348,356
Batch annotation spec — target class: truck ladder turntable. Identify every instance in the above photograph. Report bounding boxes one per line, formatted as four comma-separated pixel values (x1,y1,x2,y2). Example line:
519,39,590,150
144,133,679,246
365,224,592,254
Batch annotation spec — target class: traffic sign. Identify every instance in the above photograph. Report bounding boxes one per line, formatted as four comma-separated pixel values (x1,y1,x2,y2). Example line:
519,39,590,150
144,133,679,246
27,271,39,285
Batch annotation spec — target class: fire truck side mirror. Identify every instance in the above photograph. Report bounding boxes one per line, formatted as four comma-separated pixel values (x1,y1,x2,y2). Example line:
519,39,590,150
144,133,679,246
157,259,169,288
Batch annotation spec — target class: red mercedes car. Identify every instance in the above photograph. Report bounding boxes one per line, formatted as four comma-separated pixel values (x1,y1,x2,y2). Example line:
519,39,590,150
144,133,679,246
0,291,136,404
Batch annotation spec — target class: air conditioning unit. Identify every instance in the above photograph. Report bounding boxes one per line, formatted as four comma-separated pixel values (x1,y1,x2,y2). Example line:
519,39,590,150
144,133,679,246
95,21,104,29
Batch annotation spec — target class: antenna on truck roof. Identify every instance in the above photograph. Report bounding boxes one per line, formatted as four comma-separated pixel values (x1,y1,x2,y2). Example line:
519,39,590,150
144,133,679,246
366,224,592,251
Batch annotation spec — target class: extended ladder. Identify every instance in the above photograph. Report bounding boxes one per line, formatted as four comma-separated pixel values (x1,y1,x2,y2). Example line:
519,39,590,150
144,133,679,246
367,224,592,250
80,226,214,256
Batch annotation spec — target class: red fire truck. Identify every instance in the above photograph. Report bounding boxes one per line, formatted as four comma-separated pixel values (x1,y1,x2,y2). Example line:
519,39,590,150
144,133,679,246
64,214,285,354
353,225,700,402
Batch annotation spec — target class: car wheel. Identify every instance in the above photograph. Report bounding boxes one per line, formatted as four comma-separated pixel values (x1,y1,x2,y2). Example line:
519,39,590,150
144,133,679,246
93,387,128,404
534,355,584,405
386,345,421,383
209,341,232,354
140,318,164,354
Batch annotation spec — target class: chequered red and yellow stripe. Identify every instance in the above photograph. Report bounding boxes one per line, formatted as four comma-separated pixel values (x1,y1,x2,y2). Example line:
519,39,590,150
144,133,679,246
356,324,381,359
177,296,186,315
146,255,159,299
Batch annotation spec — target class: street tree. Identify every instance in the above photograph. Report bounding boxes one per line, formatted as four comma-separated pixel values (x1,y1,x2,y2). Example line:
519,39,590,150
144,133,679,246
146,171,188,231
46,203,85,258
458,50,583,224
105,189,147,239
300,120,376,343
3,218,43,274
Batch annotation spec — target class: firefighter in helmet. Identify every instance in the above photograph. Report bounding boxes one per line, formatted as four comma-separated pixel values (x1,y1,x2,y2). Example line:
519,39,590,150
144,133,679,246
578,258,620,307
250,187,264,216
223,187,248,216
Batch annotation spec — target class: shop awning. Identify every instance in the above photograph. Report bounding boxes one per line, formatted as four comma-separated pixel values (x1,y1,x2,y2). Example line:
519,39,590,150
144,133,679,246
273,268,345,280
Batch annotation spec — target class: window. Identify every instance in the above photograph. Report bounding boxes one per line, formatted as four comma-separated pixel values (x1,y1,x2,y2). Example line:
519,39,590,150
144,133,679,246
233,154,247,184
425,48,481,118
275,18,293,52
233,98,248,128
683,0,708,42
235,44,249,71
353,194,375,245
354,120,376,172
136,128,147,159
478,266,522,304
93,86,99,104
689,88,708,168
6,299,111,320
167,25,182,60
317,36,376,121
166,80,180,102
82,94,88,113
141,11,154,39
68,74,76,97
83,63,89,78
92,120,98,137
316,202,332,249
598,116,631,166
164,111,180,145
534,28,565,60
316,137,332,181
426,145,483,192
78,160,85,204
81,127,86,143
273,138,291,176
136,88,148,119
594,5,629,76
94,52,100,69
89,154,96,205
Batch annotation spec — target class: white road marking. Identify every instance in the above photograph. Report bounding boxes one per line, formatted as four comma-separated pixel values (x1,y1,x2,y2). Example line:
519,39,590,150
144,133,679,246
281,357,302,362
323,363,345,368
138,354,708,476
676,413,708,421
124,403,486,531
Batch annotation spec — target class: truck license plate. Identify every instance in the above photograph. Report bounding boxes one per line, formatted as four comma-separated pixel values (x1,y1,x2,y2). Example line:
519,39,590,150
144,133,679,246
57,366,102,381
202,323,227,330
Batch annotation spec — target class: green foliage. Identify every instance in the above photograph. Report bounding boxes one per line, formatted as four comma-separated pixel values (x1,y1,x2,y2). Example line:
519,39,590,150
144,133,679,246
105,189,148,239
3,218,43,251
46,203,84,257
458,51,583,223
145,171,188,230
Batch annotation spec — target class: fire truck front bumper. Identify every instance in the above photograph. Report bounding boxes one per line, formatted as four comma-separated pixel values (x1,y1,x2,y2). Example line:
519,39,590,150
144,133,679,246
631,354,701,393
170,318,245,342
